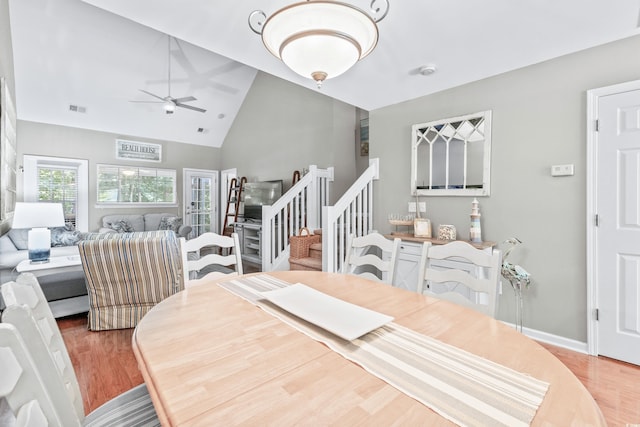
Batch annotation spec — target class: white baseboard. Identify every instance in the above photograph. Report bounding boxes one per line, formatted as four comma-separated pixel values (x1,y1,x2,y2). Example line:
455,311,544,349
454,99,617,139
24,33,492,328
501,321,589,354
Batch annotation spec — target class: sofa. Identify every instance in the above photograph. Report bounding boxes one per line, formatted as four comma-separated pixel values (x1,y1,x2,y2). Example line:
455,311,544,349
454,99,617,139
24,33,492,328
99,213,191,238
0,213,190,317
0,226,88,317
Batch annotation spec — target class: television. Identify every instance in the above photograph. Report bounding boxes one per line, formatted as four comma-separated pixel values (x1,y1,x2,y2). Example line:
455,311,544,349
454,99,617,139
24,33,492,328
242,180,283,221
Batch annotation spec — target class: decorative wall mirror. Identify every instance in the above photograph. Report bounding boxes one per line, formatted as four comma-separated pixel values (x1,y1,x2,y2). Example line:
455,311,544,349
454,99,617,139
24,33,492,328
411,110,492,196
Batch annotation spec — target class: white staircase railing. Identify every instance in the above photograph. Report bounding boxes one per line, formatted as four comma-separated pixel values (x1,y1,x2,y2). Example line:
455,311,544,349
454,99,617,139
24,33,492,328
322,158,379,273
261,165,334,271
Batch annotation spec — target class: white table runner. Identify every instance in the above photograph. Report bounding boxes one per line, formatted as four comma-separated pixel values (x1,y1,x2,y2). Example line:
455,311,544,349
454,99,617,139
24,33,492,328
218,275,549,427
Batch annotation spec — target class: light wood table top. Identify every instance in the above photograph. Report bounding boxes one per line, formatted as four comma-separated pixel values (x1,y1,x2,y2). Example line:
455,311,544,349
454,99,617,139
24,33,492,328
132,271,605,426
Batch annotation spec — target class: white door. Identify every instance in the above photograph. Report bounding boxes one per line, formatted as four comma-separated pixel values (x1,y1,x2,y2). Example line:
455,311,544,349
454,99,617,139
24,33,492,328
183,169,218,238
595,88,640,365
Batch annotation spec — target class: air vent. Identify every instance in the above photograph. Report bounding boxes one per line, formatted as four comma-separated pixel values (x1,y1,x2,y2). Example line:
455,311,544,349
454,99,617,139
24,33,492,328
69,104,87,113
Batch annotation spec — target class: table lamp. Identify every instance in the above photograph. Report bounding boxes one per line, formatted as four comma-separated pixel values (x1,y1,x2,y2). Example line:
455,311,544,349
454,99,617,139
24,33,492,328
12,202,65,263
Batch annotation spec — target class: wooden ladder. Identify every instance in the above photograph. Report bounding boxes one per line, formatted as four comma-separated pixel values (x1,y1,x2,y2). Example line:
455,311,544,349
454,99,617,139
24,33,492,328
222,176,246,237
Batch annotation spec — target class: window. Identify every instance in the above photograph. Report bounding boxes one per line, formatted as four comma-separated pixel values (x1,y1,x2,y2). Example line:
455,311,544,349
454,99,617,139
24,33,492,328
23,155,89,231
1,77,17,222
38,166,78,228
97,164,176,205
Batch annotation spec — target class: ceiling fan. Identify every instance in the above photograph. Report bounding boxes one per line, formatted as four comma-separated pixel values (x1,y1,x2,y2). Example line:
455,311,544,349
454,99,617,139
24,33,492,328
134,35,207,115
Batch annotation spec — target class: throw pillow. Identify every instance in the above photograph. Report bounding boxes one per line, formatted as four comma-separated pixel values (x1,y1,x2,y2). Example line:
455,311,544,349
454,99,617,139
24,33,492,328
158,216,183,233
51,225,83,247
106,219,134,233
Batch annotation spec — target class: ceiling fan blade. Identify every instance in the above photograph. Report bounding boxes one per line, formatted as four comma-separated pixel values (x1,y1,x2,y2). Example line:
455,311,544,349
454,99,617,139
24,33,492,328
129,100,163,104
139,89,166,101
176,103,206,113
172,96,196,103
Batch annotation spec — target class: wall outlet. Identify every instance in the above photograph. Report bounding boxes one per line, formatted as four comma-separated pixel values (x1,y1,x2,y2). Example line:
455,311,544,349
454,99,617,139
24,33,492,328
408,202,417,213
418,202,426,212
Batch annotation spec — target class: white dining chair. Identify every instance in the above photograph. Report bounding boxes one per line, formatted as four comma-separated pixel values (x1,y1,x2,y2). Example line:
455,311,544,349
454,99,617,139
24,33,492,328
180,232,243,287
0,323,62,426
342,232,400,284
417,240,502,318
0,273,160,426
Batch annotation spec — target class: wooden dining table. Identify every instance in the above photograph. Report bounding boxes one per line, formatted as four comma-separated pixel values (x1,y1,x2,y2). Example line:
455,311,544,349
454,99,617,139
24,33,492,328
132,271,605,426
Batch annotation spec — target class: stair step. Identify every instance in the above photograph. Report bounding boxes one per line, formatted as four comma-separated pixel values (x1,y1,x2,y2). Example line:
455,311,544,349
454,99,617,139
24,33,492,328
289,256,322,271
309,243,322,260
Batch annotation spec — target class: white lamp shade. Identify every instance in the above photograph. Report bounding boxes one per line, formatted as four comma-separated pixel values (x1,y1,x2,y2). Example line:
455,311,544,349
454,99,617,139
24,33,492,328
12,202,65,229
261,1,378,82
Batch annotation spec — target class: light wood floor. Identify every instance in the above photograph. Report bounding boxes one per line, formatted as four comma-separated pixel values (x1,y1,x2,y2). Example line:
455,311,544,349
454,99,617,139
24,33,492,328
58,314,640,426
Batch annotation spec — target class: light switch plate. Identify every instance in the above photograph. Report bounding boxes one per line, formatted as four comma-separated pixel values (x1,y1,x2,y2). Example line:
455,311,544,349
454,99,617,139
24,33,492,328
551,164,574,177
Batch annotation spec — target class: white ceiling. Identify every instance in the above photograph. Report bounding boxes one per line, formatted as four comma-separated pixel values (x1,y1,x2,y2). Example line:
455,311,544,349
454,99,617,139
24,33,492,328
9,0,640,148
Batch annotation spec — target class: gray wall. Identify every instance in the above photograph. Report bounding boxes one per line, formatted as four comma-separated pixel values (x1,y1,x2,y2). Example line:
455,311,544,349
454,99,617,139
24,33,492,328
221,72,357,201
371,34,640,342
17,121,221,231
0,0,15,234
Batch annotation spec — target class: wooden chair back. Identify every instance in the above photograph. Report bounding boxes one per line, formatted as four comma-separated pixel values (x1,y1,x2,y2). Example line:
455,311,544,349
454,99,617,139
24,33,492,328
417,240,502,317
0,323,65,426
1,273,84,422
342,232,400,284
180,232,243,287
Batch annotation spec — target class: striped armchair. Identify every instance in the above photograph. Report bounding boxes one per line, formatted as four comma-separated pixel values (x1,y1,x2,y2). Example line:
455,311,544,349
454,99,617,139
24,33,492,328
78,230,184,331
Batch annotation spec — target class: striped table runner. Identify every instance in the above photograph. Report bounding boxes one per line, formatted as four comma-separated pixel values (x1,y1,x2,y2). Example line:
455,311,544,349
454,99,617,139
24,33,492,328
218,275,549,427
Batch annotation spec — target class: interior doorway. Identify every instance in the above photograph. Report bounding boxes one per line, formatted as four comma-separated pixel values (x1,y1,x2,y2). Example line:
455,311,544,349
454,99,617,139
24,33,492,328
587,80,640,365
183,169,218,238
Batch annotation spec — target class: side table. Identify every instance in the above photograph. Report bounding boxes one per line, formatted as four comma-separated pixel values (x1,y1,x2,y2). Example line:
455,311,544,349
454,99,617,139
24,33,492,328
15,255,88,318
16,255,81,273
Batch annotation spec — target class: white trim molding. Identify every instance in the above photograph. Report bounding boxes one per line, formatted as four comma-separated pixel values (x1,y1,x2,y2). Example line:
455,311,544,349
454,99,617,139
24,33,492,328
501,321,589,354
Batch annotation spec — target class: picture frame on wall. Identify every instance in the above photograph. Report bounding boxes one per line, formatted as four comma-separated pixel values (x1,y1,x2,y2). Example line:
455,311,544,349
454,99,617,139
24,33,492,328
360,117,369,157
116,139,162,162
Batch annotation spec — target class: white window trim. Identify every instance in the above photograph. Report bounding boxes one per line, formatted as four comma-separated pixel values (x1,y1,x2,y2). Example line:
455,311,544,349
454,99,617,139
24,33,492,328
22,155,89,232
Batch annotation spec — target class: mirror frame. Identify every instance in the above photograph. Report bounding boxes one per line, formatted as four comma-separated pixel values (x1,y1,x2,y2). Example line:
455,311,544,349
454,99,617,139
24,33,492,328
411,110,492,197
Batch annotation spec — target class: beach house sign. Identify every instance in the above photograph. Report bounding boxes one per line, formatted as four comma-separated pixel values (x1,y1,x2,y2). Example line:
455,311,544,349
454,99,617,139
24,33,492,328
116,139,162,162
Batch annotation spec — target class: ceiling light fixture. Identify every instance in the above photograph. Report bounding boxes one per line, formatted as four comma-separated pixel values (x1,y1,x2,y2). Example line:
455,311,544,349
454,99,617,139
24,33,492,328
249,0,390,89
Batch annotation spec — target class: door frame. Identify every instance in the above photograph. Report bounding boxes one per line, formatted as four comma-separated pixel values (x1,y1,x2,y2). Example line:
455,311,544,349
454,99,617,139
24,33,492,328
586,79,640,356
183,168,219,235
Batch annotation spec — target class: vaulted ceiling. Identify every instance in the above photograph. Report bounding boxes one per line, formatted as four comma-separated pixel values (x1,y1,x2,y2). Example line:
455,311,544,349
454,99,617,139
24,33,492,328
8,0,640,148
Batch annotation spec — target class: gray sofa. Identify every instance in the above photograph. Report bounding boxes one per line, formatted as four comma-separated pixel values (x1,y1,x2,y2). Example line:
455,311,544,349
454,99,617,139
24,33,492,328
0,213,191,317
0,227,88,317
99,213,191,238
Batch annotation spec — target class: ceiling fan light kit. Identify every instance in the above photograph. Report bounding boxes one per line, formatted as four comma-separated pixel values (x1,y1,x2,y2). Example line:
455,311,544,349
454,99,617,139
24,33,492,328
163,100,176,114
249,0,389,88
134,36,207,114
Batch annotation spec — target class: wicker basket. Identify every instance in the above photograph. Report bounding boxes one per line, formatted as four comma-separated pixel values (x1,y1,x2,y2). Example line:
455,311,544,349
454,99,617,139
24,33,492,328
289,227,321,259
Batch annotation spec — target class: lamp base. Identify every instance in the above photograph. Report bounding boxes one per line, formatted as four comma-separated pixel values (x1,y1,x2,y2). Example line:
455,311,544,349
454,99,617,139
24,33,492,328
28,227,52,264
28,255,51,264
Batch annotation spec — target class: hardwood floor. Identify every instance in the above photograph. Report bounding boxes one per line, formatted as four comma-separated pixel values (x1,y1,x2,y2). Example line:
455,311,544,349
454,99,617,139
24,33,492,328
58,314,640,425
